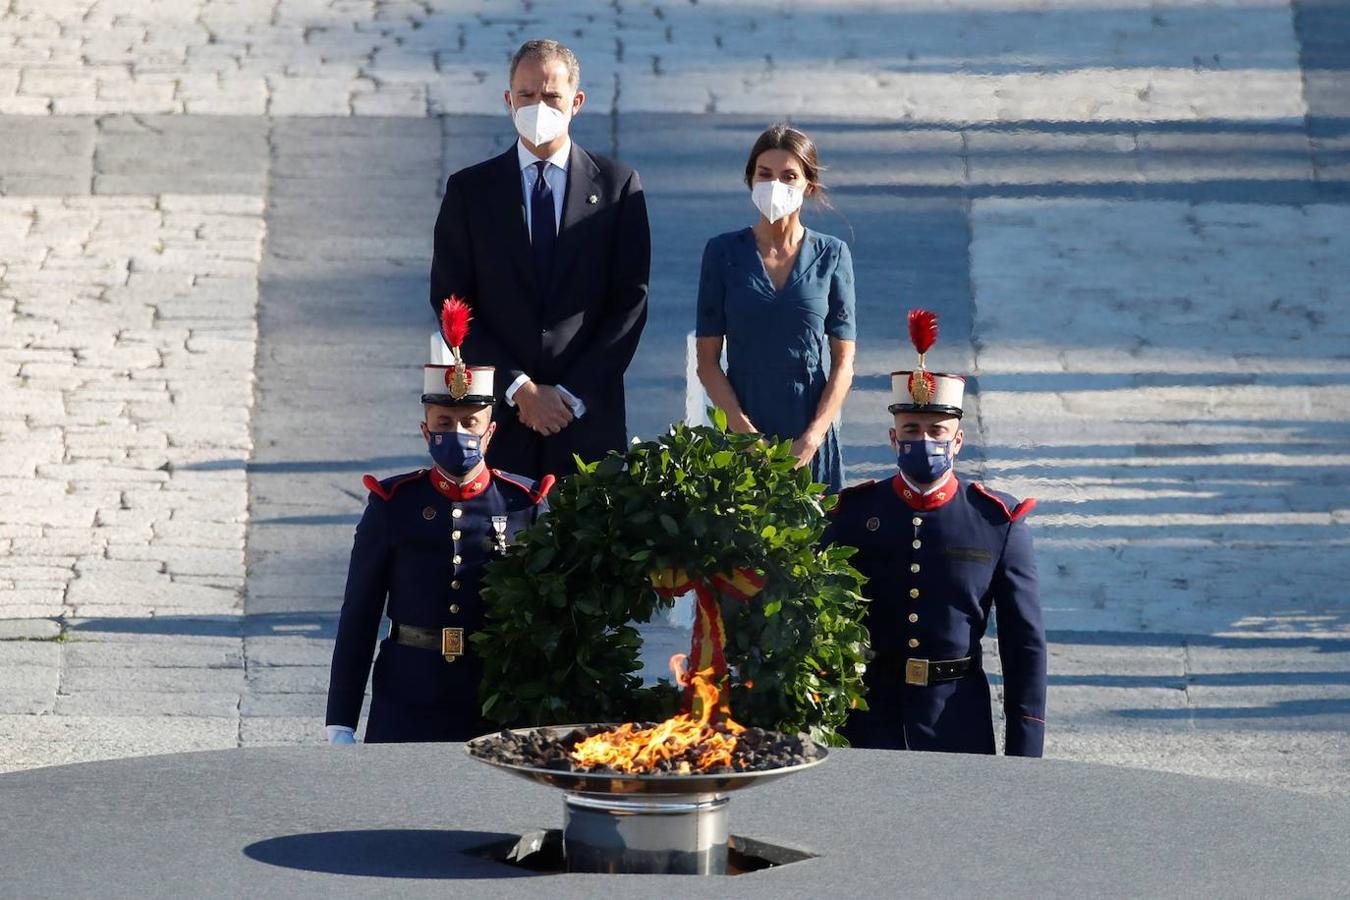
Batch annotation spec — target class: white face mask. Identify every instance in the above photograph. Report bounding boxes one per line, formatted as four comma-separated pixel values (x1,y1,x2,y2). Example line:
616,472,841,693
512,101,570,146
751,180,805,224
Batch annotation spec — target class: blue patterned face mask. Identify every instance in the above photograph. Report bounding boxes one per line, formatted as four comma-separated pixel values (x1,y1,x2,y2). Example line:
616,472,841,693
427,430,485,476
897,438,953,483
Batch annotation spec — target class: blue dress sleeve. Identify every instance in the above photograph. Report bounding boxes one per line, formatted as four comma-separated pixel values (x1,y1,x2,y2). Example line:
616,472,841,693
825,240,857,341
695,237,727,337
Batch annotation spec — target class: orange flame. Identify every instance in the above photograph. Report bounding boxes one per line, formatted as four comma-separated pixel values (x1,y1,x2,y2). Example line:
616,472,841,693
570,655,746,775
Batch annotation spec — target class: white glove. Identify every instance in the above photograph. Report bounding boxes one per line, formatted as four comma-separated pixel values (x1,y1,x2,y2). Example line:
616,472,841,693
326,725,356,745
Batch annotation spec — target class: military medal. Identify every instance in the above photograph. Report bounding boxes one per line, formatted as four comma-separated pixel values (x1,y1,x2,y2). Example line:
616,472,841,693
491,515,509,554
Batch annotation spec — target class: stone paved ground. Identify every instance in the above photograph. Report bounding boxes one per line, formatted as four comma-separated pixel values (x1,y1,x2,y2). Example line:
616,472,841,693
1,1,1347,795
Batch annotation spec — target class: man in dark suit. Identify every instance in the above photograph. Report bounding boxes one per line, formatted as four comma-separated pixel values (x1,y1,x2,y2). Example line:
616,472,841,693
429,39,651,479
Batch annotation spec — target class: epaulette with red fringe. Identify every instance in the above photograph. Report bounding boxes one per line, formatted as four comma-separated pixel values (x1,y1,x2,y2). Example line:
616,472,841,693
362,469,428,502
971,481,1037,522
492,469,554,506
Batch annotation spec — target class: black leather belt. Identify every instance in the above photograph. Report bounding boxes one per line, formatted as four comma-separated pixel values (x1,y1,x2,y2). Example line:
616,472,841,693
874,655,982,690
390,623,464,662
903,655,977,686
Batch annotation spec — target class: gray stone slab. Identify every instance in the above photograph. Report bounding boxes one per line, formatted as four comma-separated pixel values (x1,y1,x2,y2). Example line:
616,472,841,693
1048,723,1350,794
238,715,326,744
0,117,95,195
1186,642,1350,674
1,746,1347,897
1293,0,1350,134
64,618,244,641
246,665,330,695
1137,126,1314,184
801,121,968,190
62,640,244,669
1046,641,1185,681
0,666,58,713
62,665,244,693
0,641,60,666
243,635,336,668
1050,684,1190,727
270,118,442,178
1183,683,1350,732
53,690,241,717
967,128,1141,188
247,116,441,637
240,692,331,718
0,620,62,640
92,116,270,197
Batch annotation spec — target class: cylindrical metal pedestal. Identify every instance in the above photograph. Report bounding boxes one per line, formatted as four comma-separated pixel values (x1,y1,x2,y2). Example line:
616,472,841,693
563,791,730,875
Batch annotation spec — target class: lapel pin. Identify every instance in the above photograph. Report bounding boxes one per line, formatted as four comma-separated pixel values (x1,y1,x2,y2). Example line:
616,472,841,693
587,194,598,204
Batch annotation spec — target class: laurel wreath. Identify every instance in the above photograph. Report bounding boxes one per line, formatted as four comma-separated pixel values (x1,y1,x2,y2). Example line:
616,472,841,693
472,412,871,745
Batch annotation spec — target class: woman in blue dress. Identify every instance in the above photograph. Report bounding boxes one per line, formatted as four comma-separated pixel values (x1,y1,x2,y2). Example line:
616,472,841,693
695,124,857,493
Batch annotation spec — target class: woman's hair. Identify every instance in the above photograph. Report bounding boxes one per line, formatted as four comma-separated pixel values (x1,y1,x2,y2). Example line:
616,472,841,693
743,123,829,205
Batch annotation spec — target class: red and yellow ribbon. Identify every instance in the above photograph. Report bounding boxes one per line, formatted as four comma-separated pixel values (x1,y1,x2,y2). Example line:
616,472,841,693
649,566,767,714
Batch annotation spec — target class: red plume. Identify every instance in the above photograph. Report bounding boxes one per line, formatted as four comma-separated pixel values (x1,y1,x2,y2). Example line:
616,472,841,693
440,296,472,350
908,309,938,357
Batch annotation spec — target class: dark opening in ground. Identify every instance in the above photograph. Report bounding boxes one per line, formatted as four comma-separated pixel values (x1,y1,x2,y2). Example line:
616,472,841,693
465,829,816,876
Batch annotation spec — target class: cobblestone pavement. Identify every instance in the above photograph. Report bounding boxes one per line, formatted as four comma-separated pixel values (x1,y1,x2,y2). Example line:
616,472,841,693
1,1,1348,795
0,0,1309,121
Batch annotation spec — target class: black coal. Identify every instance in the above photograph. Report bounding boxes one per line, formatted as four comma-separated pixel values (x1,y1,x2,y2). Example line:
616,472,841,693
471,724,821,776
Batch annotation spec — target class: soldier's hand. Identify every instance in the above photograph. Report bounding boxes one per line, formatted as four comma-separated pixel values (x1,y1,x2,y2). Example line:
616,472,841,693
515,381,575,436
325,725,356,746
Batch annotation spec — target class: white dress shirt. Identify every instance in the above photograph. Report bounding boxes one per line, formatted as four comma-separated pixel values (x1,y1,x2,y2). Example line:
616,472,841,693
506,138,585,418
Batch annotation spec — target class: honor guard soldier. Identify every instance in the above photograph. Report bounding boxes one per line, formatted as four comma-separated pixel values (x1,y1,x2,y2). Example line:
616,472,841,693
823,309,1047,756
325,299,554,744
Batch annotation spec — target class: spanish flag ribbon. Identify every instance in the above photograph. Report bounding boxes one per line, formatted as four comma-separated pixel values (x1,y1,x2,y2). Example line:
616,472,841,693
649,566,767,713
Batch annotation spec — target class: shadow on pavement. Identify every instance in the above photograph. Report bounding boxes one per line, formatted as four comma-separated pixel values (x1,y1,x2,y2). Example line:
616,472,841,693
65,613,339,639
243,829,530,879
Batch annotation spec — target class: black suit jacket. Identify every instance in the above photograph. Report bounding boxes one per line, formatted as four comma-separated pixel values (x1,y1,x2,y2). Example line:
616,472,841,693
429,142,651,479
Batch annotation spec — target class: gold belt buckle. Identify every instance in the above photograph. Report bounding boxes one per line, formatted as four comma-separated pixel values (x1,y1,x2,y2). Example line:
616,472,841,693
905,658,930,686
441,627,464,663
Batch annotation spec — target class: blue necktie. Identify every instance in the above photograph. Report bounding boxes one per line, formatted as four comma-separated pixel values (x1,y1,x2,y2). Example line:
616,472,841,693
530,160,556,295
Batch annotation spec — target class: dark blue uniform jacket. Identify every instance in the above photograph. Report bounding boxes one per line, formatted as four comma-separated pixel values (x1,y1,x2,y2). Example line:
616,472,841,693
823,474,1047,757
325,467,551,742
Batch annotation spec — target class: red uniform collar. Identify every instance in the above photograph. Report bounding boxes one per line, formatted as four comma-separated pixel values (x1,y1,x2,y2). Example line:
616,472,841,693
891,472,958,511
430,466,491,501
